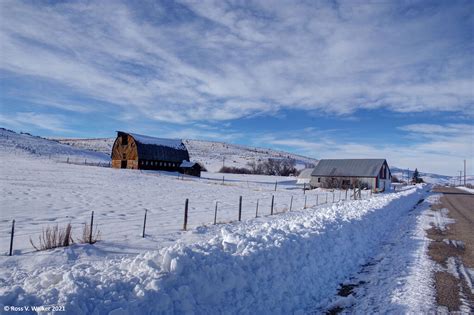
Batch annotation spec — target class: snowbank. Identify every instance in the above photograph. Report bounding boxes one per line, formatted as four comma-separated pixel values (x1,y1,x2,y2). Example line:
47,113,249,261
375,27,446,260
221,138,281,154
0,186,426,314
456,186,474,194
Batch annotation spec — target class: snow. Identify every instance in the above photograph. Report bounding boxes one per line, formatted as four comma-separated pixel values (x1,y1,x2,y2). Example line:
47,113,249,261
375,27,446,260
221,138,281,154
329,190,437,313
0,128,109,163
0,128,435,313
180,160,197,168
456,186,474,194
126,132,186,150
0,151,370,257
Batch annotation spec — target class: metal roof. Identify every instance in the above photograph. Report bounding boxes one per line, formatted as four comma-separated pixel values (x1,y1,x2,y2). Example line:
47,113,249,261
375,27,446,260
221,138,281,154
117,131,190,162
298,168,315,178
180,161,198,168
127,132,185,149
311,159,387,177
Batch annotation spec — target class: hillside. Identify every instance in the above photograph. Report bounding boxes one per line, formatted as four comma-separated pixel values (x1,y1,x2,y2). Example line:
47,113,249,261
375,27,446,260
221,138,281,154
54,136,456,183
0,128,109,163
1,127,455,182
390,167,453,185
53,137,319,172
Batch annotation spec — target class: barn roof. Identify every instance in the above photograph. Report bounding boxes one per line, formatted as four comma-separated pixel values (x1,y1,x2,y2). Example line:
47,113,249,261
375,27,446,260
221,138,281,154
118,131,190,162
311,159,388,177
180,161,199,168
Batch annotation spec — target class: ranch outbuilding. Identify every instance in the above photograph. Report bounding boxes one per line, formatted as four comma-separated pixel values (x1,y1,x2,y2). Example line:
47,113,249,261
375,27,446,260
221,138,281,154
309,159,391,191
111,131,201,176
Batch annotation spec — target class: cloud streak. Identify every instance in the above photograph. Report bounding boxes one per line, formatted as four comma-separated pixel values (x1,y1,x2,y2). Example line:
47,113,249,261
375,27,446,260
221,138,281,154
1,0,472,123
256,123,473,175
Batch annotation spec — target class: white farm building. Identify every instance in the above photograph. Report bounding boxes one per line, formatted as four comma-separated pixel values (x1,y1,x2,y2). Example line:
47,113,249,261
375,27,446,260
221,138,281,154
309,159,391,191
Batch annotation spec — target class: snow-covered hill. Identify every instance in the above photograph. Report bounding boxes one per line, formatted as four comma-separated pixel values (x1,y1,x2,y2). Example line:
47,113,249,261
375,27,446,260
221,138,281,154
54,137,318,172
2,128,453,183
55,136,456,183
0,128,109,163
391,167,452,185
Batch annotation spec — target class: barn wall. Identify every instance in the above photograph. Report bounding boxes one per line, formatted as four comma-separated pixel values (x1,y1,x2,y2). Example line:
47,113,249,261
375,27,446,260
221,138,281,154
111,134,139,169
310,176,377,189
138,159,182,172
377,178,392,191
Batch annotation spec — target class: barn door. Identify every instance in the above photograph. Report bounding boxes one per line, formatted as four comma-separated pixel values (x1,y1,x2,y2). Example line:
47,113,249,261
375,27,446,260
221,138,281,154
121,160,127,169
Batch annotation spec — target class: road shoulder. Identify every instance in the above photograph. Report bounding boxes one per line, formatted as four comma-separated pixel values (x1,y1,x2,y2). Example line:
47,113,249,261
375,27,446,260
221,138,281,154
428,187,474,313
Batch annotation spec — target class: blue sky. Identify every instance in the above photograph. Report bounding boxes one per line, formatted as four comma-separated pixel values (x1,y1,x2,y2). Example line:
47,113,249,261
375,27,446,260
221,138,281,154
0,0,473,175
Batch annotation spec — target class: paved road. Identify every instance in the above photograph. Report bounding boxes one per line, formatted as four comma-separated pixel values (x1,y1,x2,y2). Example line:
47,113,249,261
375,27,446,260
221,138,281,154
430,186,474,312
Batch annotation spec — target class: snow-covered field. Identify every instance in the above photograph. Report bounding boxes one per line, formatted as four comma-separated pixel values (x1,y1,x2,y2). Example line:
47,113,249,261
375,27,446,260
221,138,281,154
0,151,360,257
1,128,436,313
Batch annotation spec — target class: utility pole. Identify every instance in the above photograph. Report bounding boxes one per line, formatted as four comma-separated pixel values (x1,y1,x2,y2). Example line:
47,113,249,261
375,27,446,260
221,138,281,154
459,170,462,186
464,160,466,186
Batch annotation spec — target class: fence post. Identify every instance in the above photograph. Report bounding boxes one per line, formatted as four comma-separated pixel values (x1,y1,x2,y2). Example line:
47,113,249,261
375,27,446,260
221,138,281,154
9,220,15,256
332,192,335,203
274,181,278,191
222,176,225,184
289,196,293,211
183,199,189,230
345,189,348,200
304,183,306,194
304,195,307,209
214,202,218,225
238,196,242,221
316,194,319,206
271,195,274,215
89,211,94,244
255,199,259,218
142,209,147,238
326,193,328,204
67,157,69,164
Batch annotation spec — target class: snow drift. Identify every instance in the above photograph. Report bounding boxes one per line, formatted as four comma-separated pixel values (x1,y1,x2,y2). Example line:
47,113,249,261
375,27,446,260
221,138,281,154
0,186,426,314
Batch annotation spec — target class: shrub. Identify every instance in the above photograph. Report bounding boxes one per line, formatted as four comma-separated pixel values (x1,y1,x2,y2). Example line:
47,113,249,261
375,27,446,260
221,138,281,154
30,223,73,251
219,166,252,174
78,223,101,244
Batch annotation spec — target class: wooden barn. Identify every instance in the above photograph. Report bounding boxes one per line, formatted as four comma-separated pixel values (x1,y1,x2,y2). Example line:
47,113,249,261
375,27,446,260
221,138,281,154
309,159,391,191
111,131,200,176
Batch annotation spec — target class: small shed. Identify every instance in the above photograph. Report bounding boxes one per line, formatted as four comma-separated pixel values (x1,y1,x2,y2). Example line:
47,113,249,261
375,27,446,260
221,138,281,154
180,161,202,177
310,159,391,191
297,168,314,184
111,131,192,173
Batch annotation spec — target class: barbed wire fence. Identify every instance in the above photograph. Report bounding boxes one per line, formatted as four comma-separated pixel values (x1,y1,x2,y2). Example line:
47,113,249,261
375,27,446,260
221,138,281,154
2,188,374,256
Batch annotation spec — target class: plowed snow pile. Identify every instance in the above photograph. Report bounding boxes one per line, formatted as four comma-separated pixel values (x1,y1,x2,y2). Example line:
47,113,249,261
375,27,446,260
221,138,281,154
1,186,425,314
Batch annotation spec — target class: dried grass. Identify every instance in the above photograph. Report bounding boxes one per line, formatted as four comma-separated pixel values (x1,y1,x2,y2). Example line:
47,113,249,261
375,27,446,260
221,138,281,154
30,223,73,251
78,223,101,244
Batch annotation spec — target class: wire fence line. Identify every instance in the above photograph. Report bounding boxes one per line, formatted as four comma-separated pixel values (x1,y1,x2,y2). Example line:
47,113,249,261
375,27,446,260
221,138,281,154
3,188,373,256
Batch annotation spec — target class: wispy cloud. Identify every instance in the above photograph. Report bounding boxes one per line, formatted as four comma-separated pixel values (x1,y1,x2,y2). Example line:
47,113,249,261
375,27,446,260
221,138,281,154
398,123,473,136
1,0,472,123
0,112,71,133
254,123,474,175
